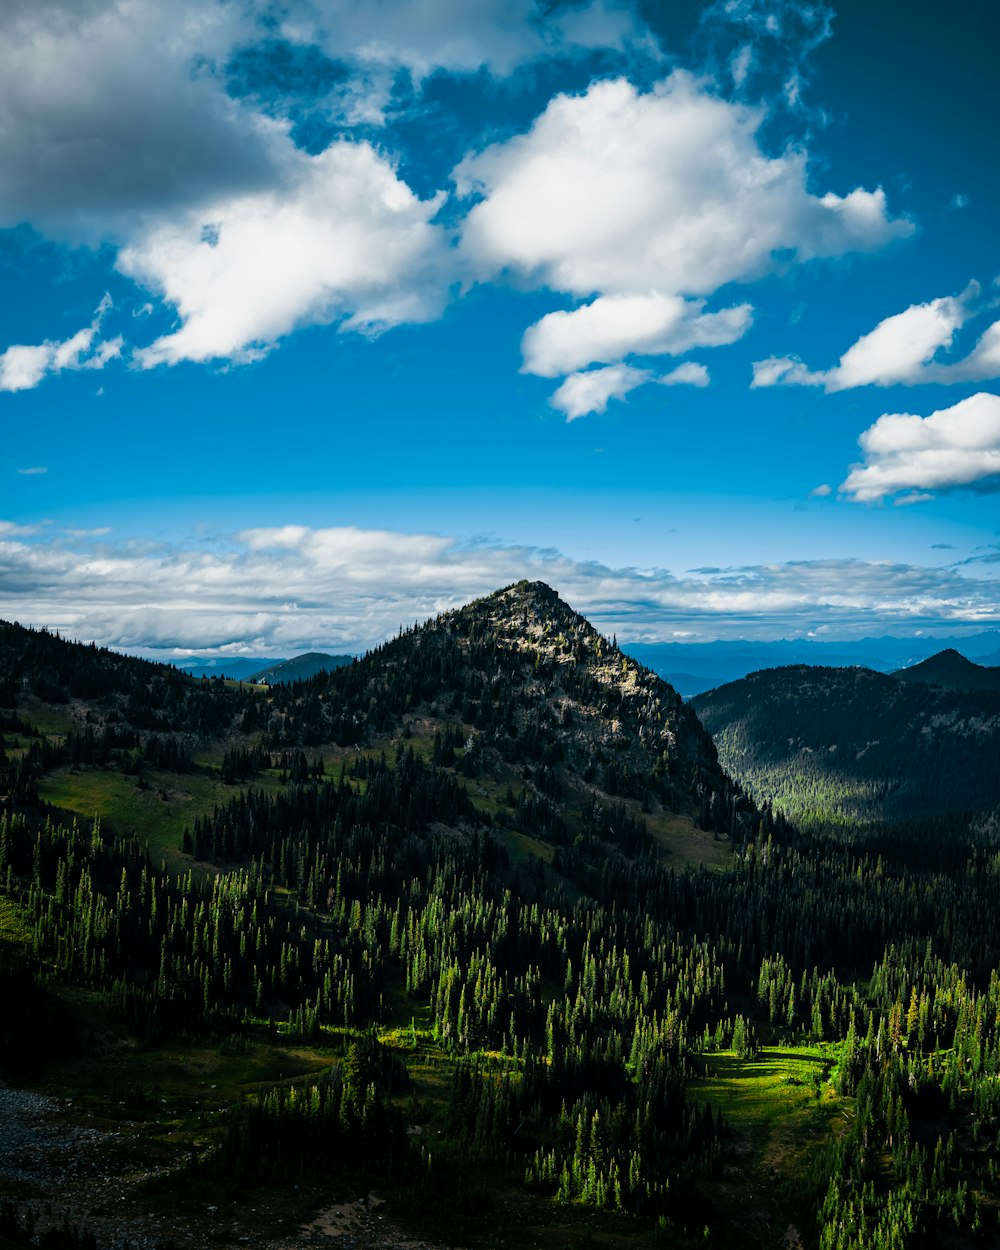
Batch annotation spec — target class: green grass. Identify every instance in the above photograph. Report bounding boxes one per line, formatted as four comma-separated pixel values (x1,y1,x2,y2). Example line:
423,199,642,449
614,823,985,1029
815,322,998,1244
37,765,283,866
0,895,31,944
16,697,76,737
42,1013,335,1131
505,828,556,864
646,810,734,871
691,1044,843,1170
687,1044,848,1244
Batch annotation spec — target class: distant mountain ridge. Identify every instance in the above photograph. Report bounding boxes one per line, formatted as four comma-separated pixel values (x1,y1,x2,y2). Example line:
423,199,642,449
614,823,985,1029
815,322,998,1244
891,648,1000,692
692,653,1000,836
175,656,283,680
249,653,353,684
624,630,1000,694
655,671,730,699
174,653,356,683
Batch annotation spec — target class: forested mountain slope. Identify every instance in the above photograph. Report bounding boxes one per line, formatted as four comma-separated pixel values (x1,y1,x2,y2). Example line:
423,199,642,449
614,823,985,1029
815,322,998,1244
256,579,744,829
2,588,1000,1250
247,652,354,684
692,661,1000,837
891,647,1000,692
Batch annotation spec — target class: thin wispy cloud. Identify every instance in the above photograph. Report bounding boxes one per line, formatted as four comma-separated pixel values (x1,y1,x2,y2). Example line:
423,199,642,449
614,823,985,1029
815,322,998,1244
0,295,121,392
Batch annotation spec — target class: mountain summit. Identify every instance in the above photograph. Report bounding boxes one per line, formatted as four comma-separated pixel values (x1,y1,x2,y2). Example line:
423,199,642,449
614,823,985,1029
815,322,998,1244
891,647,1000,692
262,579,751,841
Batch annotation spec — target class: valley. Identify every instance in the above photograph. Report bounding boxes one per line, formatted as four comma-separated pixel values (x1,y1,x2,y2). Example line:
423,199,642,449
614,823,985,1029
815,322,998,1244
1,583,998,1250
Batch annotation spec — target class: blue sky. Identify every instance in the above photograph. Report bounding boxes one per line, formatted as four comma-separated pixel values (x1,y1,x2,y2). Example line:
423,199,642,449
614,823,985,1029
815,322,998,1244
1,0,998,658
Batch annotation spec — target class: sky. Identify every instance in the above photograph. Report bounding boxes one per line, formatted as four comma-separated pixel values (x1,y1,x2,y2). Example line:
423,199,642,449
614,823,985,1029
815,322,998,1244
1,0,998,658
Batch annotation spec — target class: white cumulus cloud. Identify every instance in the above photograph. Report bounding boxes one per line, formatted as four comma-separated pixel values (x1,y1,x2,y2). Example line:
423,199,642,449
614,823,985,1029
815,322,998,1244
456,73,909,297
457,71,908,416
753,283,1000,391
659,362,710,387
551,364,652,420
121,143,450,367
521,292,751,377
550,359,710,420
840,392,1000,503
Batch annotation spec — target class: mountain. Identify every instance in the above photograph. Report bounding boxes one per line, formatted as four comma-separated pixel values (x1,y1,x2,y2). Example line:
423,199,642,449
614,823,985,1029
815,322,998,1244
624,630,1000,688
175,655,283,680
657,670,729,698
891,647,1000,691
692,662,1000,836
248,651,354,684
0,585,760,1243
4,588,1000,1249
256,579,744,837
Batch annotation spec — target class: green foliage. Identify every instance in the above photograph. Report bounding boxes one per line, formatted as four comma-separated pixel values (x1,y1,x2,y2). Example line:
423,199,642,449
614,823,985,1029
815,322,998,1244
3,590,1000,1247
694,664,1000,836
201,1044,408,1185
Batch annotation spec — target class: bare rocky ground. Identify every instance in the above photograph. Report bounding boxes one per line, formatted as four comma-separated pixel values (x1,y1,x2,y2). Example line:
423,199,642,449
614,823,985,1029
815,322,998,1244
0,1084,462,1250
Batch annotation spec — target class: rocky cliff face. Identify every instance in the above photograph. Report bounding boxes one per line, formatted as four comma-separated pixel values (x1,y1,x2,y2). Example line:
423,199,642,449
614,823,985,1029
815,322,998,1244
268,579,742,830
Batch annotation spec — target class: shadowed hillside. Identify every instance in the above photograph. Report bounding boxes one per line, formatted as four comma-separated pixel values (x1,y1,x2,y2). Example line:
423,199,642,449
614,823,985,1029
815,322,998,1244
693,662,1000,837
891,647,1000,692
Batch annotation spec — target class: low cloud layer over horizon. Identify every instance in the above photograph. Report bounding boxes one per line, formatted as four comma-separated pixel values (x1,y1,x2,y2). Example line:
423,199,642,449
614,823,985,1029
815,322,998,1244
1,520,997,659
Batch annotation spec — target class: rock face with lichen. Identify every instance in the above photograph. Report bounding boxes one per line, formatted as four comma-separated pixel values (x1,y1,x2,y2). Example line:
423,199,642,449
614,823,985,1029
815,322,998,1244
265,579,746,832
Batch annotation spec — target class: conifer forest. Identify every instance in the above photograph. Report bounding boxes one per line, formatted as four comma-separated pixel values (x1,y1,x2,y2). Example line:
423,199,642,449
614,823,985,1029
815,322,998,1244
2,581,1000,1250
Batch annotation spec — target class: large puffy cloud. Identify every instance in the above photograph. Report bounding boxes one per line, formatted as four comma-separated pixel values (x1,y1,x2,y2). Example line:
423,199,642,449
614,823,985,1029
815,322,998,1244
521,293,751,377
1,522,997,655
0,2,458,369
457,72,908,417
0,0,643,244
753,283,1000,391
840,393,1000,504
456,73,910,296
120,142,449,367
0,295,122,392
0,0,284,242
